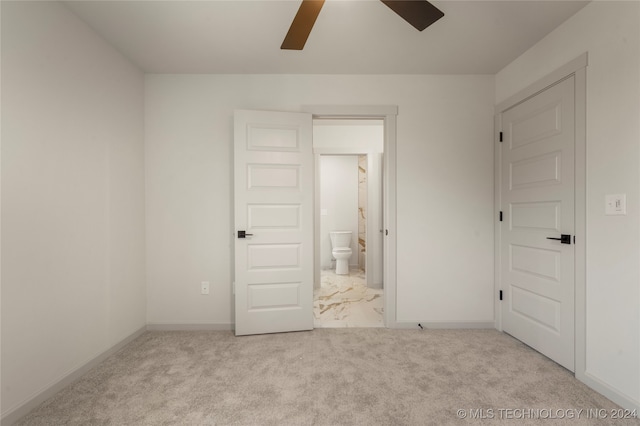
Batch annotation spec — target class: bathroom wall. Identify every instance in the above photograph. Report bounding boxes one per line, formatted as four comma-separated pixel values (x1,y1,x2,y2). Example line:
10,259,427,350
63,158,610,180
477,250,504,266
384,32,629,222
320,156,359,270
358,155,367,270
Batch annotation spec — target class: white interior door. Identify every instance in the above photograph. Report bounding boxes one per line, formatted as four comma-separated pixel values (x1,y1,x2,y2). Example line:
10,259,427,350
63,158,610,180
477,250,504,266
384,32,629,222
234,109,314,336
500,76,575,371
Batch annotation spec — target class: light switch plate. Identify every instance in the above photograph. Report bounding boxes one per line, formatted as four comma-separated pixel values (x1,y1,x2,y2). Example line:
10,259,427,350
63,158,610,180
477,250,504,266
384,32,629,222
605,194,626,215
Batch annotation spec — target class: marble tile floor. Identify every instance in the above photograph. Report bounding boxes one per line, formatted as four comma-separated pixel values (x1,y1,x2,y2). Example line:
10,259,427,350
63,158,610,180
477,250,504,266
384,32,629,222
313,269,384,328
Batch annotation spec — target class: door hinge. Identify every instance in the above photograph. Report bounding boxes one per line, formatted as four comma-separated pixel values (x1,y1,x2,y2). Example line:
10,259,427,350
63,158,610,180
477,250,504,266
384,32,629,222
499,211,503,222
499,131,503,142
499,290,503,301
232,282,235,295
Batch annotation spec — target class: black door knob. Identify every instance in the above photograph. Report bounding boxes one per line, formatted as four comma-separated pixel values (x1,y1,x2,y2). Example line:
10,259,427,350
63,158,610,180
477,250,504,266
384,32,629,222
547,234,571,244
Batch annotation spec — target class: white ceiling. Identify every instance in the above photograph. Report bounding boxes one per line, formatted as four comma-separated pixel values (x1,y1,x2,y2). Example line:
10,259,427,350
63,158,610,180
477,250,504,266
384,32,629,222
64,0,590,74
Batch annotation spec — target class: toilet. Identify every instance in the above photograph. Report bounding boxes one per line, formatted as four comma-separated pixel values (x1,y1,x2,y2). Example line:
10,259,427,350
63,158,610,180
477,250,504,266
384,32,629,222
329,231,352,275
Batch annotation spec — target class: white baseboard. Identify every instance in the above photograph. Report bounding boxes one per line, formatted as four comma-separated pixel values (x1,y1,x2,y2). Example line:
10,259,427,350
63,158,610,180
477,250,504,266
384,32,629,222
392,321,496,330
146,323,233,331
577,370,640,412
2,326,146,426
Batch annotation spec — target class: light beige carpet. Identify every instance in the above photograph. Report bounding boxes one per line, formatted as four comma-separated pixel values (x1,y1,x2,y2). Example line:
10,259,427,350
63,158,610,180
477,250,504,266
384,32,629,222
15,329,640,425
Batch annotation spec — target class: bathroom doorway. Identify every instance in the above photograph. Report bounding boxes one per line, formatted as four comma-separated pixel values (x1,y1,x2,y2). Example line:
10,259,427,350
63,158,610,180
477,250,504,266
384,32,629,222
312,119,384,327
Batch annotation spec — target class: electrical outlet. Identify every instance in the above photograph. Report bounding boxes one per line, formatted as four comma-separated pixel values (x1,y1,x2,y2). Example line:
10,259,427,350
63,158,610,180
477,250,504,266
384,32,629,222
201,281,210,295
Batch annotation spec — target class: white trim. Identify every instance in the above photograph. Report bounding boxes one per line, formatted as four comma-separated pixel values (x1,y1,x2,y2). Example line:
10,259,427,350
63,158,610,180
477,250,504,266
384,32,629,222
367,153,384,289
579,372,640,412
313,154,322,290
304,105,398,328
2,326,146,425
304,105,398,118
383,113,398,328
394,321,495,330
313,118,383,127
493,113,502,331
573,65,588,386
496,53,588,114
313,147,379,155
146,323,233,331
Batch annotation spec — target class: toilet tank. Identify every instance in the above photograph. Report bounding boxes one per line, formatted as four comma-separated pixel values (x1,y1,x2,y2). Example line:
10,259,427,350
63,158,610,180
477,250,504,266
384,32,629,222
330,231,352,248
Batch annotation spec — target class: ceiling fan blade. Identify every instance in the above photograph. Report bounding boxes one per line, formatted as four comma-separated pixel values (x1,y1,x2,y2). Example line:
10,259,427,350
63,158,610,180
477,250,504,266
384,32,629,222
380,0,444,31
281,0,325,50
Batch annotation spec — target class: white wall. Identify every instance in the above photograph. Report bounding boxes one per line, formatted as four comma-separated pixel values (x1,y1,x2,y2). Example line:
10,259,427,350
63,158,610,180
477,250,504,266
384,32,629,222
320,156,359,270
496,1,640,409
145,74,495,327
1,1,146,418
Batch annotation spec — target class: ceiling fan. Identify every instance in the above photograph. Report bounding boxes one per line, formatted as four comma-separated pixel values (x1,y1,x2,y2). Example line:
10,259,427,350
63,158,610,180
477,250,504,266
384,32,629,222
281,0,444,50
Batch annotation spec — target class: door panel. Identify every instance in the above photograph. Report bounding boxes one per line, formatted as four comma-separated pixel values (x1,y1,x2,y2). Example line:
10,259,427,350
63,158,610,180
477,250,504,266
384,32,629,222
247,244,301,269
511,102,562,148
248,204,301,229
234,110,313,336
501,77,575,371
510,201,560,231
510,287,561,331
510,151,561,189
248,165,301,189
510,244,560,282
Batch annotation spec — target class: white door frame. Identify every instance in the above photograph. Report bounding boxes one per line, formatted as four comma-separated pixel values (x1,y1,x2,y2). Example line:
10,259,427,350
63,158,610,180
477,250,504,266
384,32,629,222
303,105,398,327
494,54,587,372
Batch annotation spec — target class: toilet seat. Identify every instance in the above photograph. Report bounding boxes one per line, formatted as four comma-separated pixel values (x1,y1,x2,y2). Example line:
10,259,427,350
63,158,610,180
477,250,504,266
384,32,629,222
332,248,352,255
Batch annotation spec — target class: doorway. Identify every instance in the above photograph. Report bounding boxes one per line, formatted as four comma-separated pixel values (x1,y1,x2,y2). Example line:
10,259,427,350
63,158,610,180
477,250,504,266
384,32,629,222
495,54,587,373
233,106,398,335
498,76,576,371
313,119,384,327
306,105,398,329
